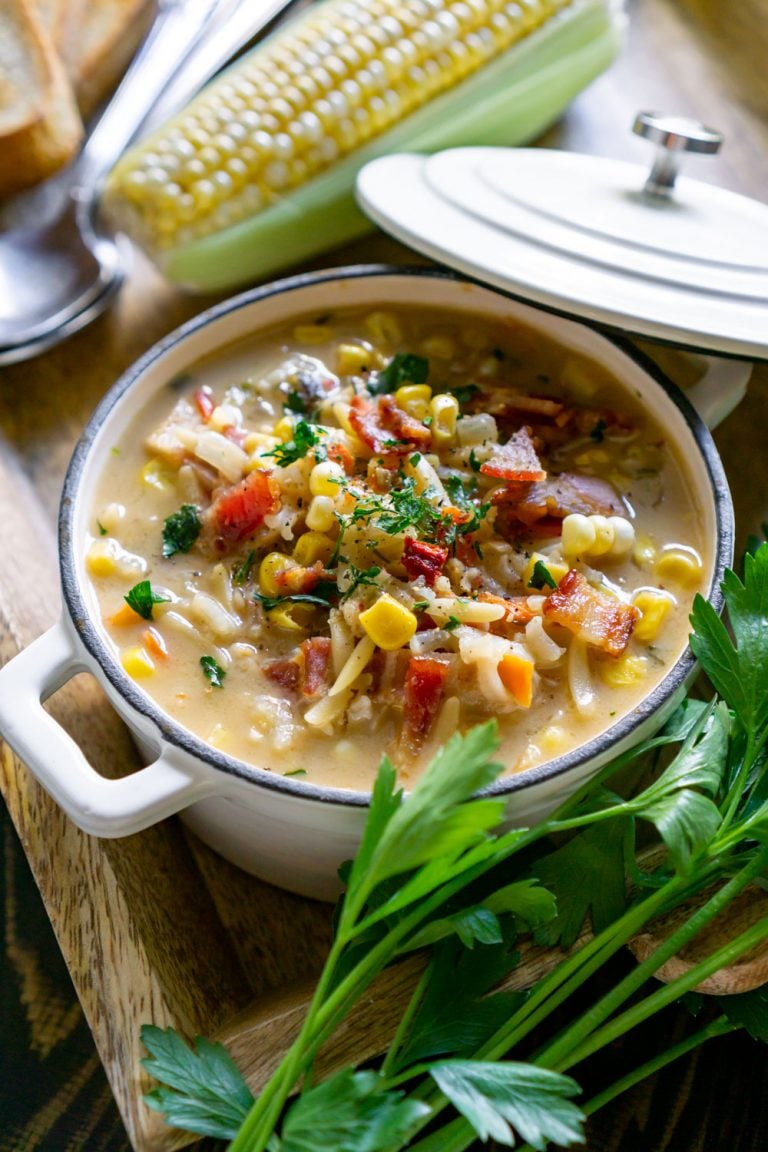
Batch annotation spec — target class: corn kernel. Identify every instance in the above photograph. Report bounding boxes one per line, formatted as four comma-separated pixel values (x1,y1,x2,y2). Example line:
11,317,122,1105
538,725,568,756
633,590,673,642
86,539,119,577
293,324,334,343
359,592,417,650
365,310,401,347
273,416,295,442
336,342,374,376
293,531,334,566
306,494,337,532
309,459,345,497
608,516,635,557
121,646,155,678
561,513,596,558
523,552,568,589
430,393,459,445
259,551,296,596
421,334,456,360
574,447,610,467
633,532,657,567
141,459,173,491
600,654,650,687
655,547,704,587
266,605,307,632
589,515,614,557
395,383,432,420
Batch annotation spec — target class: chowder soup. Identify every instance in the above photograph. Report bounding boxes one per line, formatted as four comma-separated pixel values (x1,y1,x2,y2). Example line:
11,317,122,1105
86,306,707,789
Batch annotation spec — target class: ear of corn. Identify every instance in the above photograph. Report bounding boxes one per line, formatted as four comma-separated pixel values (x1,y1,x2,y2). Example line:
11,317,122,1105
104,0,621,291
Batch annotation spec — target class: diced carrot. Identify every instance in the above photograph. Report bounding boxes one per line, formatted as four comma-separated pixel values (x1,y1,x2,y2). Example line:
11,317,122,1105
498,652,534,708
194,386,215,421
110,601,142,626
143,627,169,661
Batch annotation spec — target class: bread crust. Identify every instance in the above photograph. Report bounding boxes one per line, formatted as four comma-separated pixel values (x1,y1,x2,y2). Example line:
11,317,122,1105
0,0,83,196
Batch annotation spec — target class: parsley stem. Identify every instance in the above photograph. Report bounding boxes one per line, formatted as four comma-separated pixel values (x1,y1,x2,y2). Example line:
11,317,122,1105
380,966,432,1080
580,1014,736,1118
536,847,768,1073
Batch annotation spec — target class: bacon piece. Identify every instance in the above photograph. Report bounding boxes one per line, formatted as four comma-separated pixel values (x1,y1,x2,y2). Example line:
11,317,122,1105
479,390,564,420
274,560,332,596
402,656,450,754
349,394,431,455
207,469,280,542
369,649,411,703
301,637,332,697
402,537,449,587
327,441,356,473
495,472,623,527
543,569,639,656
263,657,301,693
480,427,546,483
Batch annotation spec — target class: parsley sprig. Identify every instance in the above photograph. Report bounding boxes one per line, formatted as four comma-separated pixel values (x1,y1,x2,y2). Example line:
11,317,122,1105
263,420,326,466
371,353,430,396
125,580,169,620
143,545,768,1152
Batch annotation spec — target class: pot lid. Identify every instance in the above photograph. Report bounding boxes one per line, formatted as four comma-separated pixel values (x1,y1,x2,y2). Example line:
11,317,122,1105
355,112,768,359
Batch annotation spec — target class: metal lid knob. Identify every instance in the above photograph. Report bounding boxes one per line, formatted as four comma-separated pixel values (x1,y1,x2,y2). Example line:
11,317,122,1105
633,111,724,197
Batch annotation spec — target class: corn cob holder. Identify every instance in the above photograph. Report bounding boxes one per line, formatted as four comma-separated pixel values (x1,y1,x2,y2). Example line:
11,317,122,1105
104,0,622,292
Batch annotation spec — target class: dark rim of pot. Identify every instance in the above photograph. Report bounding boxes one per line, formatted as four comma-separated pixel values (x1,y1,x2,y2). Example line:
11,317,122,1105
59,264,734,809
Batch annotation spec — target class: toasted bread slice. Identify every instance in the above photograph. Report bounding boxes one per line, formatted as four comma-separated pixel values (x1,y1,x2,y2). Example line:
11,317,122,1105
71,0,155,116
32,0,87,72
0,0,83,196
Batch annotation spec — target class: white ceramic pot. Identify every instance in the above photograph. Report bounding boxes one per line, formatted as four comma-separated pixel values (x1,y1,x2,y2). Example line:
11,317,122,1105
0,267,739,900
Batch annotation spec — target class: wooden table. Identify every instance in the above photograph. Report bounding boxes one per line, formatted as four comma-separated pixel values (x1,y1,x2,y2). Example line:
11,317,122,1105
2,0,768,1148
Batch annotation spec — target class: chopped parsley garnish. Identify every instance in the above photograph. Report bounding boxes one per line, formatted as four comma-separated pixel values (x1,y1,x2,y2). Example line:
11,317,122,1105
449,383,480,406
200,656,225,688
254,589,334,612
97,520,107,536
232,550,256,586
444,615,462,631
528,559,558,590
283,768,307,777
590,418,607,443
412,600,430,612
263,420,326,466
125,580,169,620
162,504,202,558
371,353,429,395
341,564,382,601
284,390,308,414
469,448,482,473
444,474,491,540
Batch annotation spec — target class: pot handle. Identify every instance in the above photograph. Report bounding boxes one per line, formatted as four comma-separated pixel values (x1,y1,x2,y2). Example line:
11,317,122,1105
685,356,752,429
0,618,214,837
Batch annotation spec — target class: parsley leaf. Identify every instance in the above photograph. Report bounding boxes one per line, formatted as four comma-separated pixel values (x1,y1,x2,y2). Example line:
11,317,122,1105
232,549,256,586
691,546,768,744
444,615,461,631
718,985,768,1041
371,353,430,396
589,418,607,442
125,580,169,621
449,383,480,406
254,589,334,612
200,656,226,687
162,504,202,558
341,564,382,601
284,390,308,414
140,1025,254,1141
532,818,632,949
528,560,558,590
429,1060,585,1150
96,519,107,536
280,1068,429,1152
264,420,326,466
469,448,482,473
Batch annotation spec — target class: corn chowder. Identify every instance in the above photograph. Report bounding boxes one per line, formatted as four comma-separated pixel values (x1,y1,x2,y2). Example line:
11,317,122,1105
86,308,706,788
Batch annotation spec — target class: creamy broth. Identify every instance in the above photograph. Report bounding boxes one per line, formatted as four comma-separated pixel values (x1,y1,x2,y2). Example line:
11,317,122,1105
86,307,708,789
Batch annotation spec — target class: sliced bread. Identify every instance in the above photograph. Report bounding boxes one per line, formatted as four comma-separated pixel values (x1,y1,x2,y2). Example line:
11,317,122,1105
0,0,83,196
